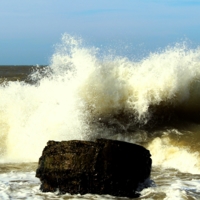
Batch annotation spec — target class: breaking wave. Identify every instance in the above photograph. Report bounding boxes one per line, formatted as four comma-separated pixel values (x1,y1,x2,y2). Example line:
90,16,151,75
0,34,200,174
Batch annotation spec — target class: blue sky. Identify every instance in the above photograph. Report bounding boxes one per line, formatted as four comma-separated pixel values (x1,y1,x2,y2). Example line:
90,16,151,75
0,0,200,64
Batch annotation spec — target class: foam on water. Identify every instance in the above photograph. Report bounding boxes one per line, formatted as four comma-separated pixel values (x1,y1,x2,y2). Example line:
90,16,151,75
0,171,40,200
0,169,199,200
147,135,200,174
0,168,128,199
0,34,200,176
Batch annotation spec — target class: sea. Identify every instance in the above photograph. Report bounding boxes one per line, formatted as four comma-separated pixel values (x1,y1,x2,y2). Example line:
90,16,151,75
0,34,200,199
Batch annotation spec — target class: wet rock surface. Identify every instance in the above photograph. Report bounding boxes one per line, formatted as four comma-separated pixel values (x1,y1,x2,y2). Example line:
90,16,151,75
36,139,152,198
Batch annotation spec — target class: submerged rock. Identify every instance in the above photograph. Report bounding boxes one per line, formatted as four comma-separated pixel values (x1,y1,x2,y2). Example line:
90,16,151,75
36,139,151,198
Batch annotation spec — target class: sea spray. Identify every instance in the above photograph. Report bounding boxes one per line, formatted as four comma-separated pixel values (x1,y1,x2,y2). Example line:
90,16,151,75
0,34,200,175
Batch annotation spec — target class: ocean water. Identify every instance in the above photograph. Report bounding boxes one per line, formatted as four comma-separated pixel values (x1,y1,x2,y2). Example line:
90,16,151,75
0,34,200,199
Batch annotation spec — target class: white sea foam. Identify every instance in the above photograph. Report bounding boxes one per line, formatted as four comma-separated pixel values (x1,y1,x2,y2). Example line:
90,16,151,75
0,33,200,174
140,177,200,200
0,171,40,200
149,138,200,173
0,169,127,199
147,132,200,174
0,169,199,200
49,34,200,120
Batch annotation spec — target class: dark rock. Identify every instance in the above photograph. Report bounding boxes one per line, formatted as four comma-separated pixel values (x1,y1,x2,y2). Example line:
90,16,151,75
36,139,152,198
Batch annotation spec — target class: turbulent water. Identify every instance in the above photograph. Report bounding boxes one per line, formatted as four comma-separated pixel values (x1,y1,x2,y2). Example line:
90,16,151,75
0,34,200,199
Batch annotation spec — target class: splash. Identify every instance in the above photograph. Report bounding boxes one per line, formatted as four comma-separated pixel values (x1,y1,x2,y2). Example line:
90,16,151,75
0,34,200,167
147,133,200,174
35,34,200,123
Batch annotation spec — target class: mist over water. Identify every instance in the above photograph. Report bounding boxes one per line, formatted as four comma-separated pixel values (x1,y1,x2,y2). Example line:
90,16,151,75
0,34,200,177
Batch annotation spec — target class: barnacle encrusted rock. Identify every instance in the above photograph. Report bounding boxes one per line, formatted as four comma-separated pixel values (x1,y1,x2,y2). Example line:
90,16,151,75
36,139,152,198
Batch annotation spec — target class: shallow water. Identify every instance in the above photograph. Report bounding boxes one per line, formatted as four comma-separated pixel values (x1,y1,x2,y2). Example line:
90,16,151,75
0,163,200,199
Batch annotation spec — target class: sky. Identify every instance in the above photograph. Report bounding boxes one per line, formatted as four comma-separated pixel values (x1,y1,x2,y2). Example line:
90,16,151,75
0,0,200,65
